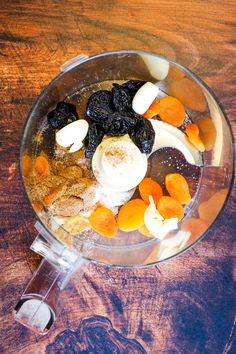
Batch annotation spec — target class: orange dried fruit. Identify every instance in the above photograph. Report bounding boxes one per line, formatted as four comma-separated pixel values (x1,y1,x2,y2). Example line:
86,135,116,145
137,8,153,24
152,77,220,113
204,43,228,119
167,65,185,82
157,196,184,221
139,178,163,206
32,201,43,213
89,206,117,238
22,154,32,177
165,173,191,205
181,218,207,243
156,96,185,127
196,116,216,151
143,96,185,126
143,100,160,119
117,199,147,232
34,155,50,177
186,123,205,152
198,189,227,225
169,77,207,112
43,190,58,206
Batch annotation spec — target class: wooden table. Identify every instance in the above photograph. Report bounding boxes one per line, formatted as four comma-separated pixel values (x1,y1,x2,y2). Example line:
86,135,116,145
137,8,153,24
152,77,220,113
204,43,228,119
0,1,235,353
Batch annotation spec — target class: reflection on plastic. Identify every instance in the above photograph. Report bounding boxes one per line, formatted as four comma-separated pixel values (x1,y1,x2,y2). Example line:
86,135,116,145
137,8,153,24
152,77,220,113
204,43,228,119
198,189,227,226
145,188,228,264
60,54,89,72
169,77,207,112
141,55,169,80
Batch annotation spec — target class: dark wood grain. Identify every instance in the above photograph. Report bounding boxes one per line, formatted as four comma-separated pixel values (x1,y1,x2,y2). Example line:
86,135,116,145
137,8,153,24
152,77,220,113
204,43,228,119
0,1,235,353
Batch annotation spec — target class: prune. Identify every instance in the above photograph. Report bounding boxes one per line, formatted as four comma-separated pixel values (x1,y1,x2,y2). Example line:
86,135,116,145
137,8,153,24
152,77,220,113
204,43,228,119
86,90,114,123
103,112,137,136
122,80,146,97
47,101,79,129
112,84,132,112
130,116,155,153
84,123,105,158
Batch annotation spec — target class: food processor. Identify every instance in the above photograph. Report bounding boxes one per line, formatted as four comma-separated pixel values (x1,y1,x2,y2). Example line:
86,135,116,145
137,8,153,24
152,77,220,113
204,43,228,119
14,50,235,334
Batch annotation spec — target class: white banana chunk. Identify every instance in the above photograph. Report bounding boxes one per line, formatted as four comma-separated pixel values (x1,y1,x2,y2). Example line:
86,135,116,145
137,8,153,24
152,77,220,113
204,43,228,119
162,230,191,249
132,82,159,115
150,120,202,166
144,196,178,239
56,119,89,152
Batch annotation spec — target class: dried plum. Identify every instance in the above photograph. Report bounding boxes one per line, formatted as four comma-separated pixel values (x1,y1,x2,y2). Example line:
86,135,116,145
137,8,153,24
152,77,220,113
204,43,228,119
83,80,154,157
122,80,146,97
103,112,137,136
130,116,155,153
84,123,105,158
86,90,114,123
47,101,79,129
112,84,132,112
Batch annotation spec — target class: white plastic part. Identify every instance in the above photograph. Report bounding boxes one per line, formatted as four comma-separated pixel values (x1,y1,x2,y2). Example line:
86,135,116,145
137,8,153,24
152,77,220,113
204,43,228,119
14,256,87,334
92,135,148,191
60,53,89,72
132,82,159,114
150,120,202,166
15,299,51,332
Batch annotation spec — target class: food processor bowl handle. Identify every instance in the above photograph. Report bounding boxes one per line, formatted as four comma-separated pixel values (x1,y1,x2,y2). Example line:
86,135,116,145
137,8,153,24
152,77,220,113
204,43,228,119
13,222,88,334
14,54,91,334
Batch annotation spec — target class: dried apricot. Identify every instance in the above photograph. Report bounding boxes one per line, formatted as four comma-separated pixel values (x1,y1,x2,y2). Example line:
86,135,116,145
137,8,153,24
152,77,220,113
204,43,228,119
117,199,147,232
167,65,185,82
198,189,227,225
181,218,207,243
156,96,185,127
165,173,191,205
32,201,43,213
169,77,206,112
22,154,32,177
139,178,163,206
143,100,160,119
196,117,216,151
157,196,184,221
186,123,205,152
34,155,50,177
89,206,117,237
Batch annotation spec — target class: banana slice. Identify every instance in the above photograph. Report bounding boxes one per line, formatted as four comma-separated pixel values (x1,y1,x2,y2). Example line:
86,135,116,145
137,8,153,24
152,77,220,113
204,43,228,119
132,82,159,115
144,196,178,239
56,120,89,153
150,120,202,166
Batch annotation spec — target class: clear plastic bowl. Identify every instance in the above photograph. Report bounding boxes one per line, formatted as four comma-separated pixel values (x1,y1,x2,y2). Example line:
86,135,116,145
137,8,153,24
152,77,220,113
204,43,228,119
15,50,234,334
